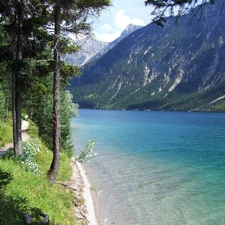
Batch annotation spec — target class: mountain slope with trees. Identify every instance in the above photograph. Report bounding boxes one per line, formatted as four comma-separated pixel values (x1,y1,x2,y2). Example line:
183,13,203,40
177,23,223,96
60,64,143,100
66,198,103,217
68,2,225,112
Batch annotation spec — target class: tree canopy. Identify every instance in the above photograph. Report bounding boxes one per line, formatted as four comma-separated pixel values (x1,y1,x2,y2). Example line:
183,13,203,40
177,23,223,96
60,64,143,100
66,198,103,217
144,0,219,26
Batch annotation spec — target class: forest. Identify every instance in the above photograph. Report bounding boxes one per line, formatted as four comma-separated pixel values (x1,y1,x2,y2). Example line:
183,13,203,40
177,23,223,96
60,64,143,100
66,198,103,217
0,0,110,183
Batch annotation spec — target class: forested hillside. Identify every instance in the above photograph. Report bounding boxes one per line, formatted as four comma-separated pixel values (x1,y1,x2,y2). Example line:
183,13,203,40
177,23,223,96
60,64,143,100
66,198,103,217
0,1,83,159
0,0,110,184
68,2,225,112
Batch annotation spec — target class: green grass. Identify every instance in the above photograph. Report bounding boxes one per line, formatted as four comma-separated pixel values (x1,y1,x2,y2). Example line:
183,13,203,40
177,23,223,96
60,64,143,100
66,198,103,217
0,120,13,147
26,119,39,139
0,120,78,225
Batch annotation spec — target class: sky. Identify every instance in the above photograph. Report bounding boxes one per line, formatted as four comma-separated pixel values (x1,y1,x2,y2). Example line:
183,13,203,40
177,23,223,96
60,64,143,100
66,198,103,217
92,0,154,42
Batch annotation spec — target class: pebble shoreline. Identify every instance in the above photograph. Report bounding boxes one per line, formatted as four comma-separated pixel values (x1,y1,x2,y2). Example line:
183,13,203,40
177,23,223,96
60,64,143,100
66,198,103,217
65,158,99,225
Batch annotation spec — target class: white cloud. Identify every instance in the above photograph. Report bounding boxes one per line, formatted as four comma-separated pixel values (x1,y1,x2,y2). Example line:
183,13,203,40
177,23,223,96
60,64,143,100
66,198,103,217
94,30,121,43
93,10,147,42
92,0,153,42
131,18,146,26
100,23,114,32
115,10,131,29
115,10,146,30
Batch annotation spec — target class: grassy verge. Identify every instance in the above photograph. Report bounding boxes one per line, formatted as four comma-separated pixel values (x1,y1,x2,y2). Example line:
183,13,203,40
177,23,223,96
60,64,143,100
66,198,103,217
0,121,77,225
0,119,13,147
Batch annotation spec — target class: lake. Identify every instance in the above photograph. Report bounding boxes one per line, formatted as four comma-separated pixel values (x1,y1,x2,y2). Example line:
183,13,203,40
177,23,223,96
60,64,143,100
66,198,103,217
71,109,225,225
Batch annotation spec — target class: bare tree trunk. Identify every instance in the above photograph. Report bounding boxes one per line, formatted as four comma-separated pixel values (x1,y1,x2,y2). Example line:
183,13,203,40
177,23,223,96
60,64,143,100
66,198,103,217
12,63,17,151
48,0,61,185
13,0,23,155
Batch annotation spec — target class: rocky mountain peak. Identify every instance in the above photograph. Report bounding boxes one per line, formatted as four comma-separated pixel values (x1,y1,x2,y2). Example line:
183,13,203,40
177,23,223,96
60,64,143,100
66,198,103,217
121,24,143,36
65,24,143,66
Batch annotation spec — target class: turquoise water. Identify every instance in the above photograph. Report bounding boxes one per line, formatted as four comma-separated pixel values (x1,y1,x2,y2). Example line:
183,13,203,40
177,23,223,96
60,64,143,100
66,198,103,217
71,110,225,225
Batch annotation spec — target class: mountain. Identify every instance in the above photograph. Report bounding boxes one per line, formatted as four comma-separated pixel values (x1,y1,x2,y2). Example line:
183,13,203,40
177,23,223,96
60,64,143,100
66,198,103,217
65,24,142,66
64,37,109,66
114,23,143,44
89,24,143,62
68,2,225,112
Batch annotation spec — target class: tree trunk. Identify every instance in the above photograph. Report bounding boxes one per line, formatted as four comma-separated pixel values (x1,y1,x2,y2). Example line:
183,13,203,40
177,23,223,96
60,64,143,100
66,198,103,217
13,0,23,155
48,0,61,185
12,62,17,152
4,83,10,122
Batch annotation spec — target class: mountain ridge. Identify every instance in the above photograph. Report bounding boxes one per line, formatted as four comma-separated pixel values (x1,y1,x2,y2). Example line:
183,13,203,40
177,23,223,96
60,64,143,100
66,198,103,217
88,23,143,63
68,2,225,112
65,24,143,66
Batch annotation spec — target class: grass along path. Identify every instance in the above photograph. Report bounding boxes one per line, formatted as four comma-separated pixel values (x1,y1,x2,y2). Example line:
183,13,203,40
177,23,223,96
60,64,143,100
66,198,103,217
0,120,30,156
0,119,99,225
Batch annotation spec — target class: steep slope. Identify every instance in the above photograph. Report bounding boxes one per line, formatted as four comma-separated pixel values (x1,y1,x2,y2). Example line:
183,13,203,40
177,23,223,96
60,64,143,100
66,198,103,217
65,37,109,66
68,2,225,111
65,24,142,66
89,24,143,62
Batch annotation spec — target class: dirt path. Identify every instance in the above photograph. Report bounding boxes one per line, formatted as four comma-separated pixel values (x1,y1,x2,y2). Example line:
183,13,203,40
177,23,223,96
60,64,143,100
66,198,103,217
0,120,30,156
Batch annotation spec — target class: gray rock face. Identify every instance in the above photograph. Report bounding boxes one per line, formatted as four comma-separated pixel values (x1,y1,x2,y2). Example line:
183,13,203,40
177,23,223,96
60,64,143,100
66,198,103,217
65,24,143,66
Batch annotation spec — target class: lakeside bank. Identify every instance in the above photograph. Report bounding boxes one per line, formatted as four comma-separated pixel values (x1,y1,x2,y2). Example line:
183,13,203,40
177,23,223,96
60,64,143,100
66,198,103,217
69,158,99,225
0,123,99,224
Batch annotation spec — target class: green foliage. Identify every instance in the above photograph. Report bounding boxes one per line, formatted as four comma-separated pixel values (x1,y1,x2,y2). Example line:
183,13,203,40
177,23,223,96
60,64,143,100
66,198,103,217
144,0,214,26
76,140,96,163
60,90,79,155
32,94,53,145
168,81,225,111
4,139,41,174
30,88,79,155
0,120,12,147
0,83,5,120
61,62,81,86
60,38,79,54
0,0,112,158
0,61,10,122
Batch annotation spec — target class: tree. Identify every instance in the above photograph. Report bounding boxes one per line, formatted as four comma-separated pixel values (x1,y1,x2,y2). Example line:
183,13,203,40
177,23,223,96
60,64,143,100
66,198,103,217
0,0,111,184
0,28,11,122
144,0,218,26
0,0,53,154
48,0,61,185
13,0,23,155
47,0,111,185
0,83,5,120
60,90,79,153
0,62,10,122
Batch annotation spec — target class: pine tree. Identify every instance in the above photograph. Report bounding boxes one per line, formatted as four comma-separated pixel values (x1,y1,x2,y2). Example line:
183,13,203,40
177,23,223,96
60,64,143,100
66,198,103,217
0,0,53,154
47,0,111,185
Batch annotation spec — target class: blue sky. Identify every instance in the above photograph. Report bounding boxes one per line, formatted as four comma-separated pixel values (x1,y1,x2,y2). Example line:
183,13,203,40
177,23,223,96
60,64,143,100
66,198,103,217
92,0,154,42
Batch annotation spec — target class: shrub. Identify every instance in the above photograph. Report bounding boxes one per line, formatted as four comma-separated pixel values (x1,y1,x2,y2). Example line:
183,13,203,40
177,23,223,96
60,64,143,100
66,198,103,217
3,139,41,174
76,140,96,163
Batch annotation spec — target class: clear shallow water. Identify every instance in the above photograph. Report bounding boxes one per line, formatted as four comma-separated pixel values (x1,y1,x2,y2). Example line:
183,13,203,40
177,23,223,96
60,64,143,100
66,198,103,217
71,110,225,225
